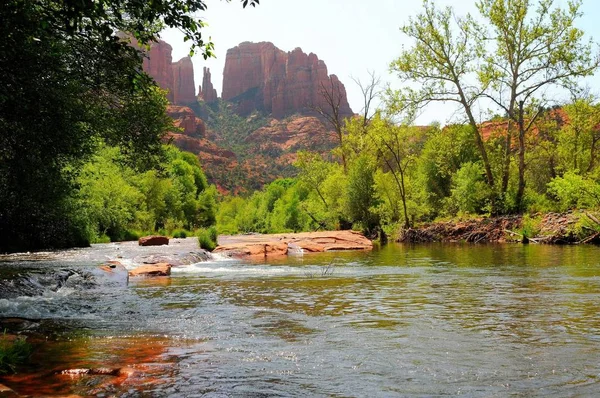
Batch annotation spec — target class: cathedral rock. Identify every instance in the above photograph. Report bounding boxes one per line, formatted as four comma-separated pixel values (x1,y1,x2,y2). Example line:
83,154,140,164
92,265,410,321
142,40,196,105
199,67,218,103
222,42,353,119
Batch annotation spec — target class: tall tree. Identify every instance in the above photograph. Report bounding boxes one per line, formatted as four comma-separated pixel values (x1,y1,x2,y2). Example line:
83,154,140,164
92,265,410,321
390,0,495,189
390,0,599,212
478,0,599,209
0,0,258,252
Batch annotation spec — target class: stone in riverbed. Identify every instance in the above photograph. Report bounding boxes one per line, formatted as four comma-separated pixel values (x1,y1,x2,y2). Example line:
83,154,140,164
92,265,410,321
128,263,172,277
96,261,129,286
214,242,288,259
138,235,169,246
214,230,372,258
132,251,211,266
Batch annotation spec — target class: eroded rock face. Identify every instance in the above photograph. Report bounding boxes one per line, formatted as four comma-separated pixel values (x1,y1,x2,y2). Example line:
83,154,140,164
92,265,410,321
245,115,335,152
222,42,353,119
172,56,196,105
167,105,206,137
142,40,195,105
199,67,218,102
142,40,174,102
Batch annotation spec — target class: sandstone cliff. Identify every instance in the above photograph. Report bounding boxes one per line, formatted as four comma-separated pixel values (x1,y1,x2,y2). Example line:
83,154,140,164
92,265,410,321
172,57,196,105
222,42,353,119
166,105,206,137
142,40,195,105
142,40,174,102
199,67,218,103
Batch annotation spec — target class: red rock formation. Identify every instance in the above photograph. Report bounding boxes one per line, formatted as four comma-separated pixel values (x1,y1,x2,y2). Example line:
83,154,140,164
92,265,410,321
138,236,169,246
167,105,206,137
142,40,174,102
129,263,172,277
222,42,353,119
245,116,335,152
214,230,372,259
171,56,196,104
141,40,196,105
199,67,218,102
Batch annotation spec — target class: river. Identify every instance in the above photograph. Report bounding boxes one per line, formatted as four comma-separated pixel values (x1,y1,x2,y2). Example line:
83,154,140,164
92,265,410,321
1,240,600,396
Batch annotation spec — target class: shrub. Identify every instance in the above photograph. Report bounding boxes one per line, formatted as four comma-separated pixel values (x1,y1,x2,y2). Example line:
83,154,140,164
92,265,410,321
172,229,188,239
547,171,600,211
197,226,218,251
521,214,542,239
444,162,492,215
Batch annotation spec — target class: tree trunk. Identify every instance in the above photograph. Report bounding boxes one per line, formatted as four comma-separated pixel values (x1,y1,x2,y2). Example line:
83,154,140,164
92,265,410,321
516,101,526,210
501,119,513,193
399,168,410,229
587,136,598,173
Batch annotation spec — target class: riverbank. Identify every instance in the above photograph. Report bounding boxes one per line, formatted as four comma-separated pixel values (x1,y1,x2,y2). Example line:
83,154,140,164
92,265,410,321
398,211,600,244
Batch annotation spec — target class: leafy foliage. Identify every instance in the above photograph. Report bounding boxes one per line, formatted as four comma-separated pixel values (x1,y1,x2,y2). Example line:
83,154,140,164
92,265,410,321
197,226,218,251
77,145,217,242
0,0,256,252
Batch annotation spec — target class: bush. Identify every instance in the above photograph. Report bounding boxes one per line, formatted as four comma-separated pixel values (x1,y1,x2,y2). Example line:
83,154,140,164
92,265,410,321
197,226,218,251
521,214,542,239
444,162,492,215
172,229,188,239
547,171,600,211
0,333,33,374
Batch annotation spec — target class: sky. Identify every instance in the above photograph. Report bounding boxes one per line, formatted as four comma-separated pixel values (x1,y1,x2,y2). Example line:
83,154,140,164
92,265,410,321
161,0,600,125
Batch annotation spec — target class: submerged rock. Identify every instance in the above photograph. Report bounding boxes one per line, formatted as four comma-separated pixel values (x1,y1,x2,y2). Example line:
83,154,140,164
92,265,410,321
138,236,169,246
132,250,211,266
95,261,129,287
0,268,97,299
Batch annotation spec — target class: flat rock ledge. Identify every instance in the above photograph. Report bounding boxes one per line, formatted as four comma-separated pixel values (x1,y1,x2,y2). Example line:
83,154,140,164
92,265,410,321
128,263,172,277
214,230,372,259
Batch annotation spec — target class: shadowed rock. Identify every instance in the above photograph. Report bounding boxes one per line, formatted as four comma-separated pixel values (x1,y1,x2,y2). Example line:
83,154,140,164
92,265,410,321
138,236,169,246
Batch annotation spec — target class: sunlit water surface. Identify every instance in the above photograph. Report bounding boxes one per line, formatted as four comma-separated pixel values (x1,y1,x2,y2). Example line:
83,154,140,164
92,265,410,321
1,240,600,396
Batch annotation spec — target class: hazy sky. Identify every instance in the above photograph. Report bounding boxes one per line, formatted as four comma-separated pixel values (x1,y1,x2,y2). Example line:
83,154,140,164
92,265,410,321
161,0,600,125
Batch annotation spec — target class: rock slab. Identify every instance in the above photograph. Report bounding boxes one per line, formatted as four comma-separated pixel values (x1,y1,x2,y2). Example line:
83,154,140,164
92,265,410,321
138,235,169,246
129,263,172,277
214,230,372,259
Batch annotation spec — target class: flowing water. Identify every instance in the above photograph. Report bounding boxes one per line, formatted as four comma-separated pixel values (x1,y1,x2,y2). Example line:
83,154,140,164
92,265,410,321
1,240,600,396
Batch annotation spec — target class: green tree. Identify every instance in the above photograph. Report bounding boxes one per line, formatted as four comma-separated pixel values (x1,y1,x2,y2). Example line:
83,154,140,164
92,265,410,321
560,98,600,174
390,0,495,189
346,155,379,234
0,0,257,251
477,0,599,209
390,0,599,212
367,115,426,228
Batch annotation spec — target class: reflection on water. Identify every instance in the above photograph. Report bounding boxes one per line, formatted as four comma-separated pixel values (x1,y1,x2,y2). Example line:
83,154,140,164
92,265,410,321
1,242,600,396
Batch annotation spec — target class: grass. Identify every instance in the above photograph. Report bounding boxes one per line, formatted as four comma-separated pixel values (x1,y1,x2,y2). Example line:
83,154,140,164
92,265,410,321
0,332,33,374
